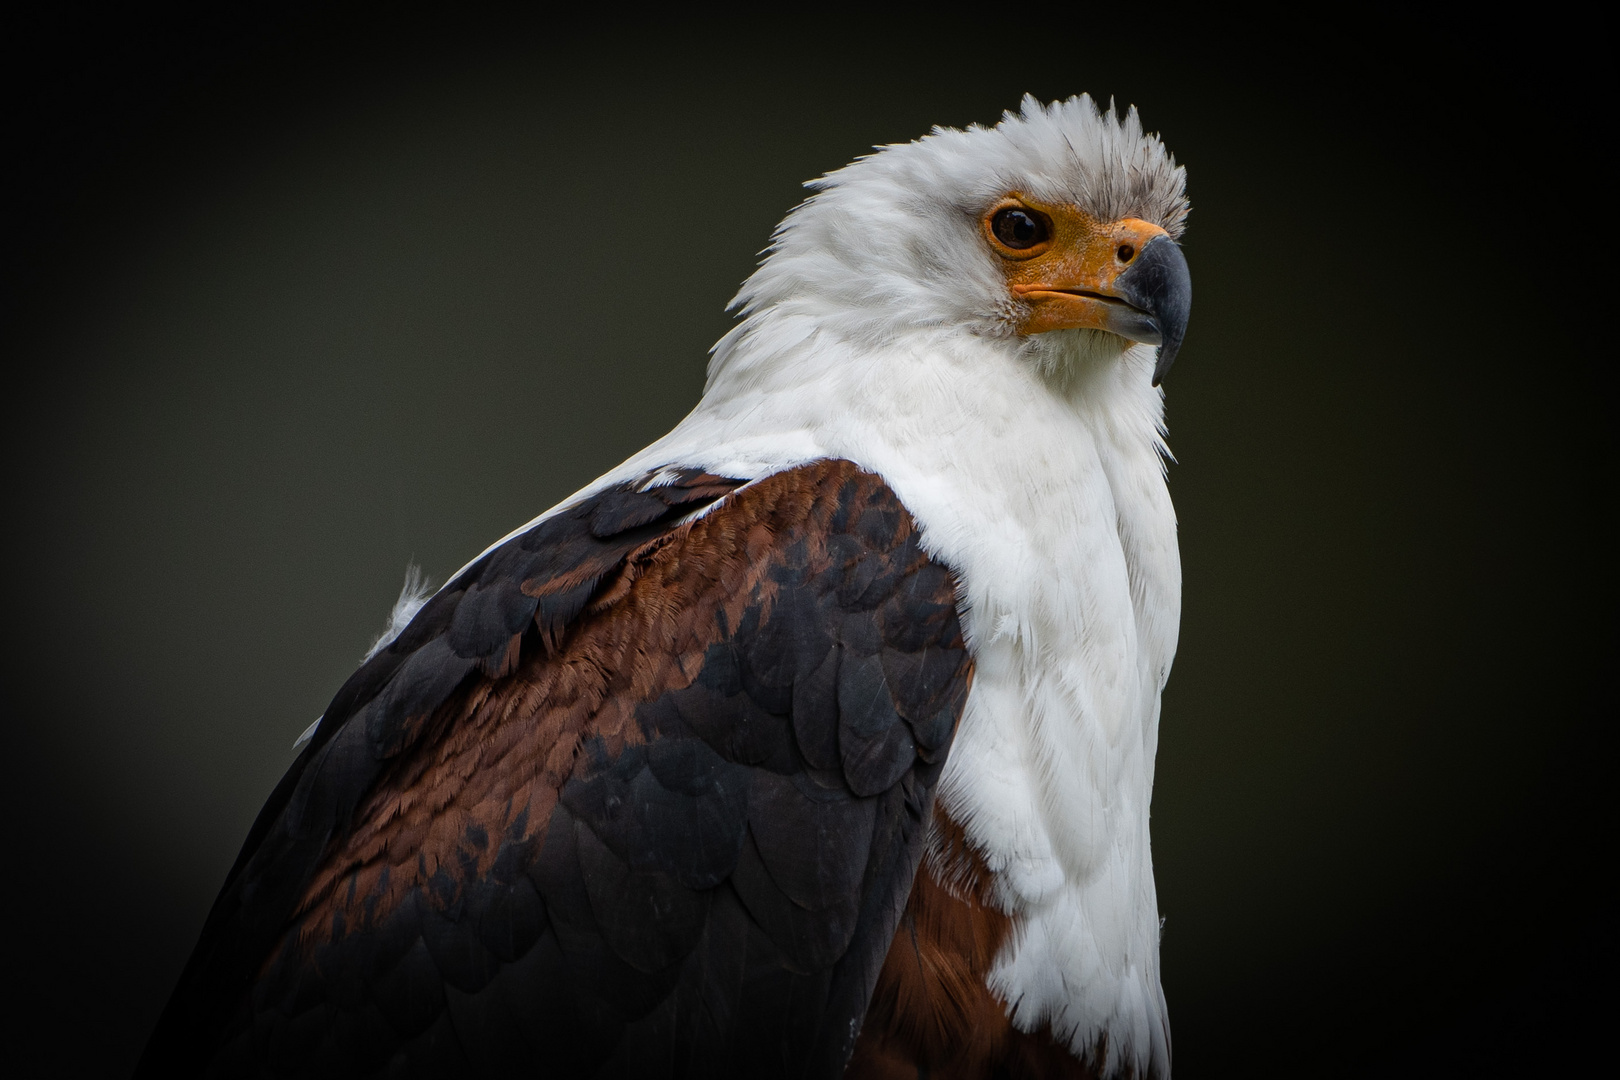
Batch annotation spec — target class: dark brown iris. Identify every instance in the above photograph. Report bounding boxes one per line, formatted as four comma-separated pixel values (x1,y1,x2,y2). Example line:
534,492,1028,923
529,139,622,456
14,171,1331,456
991,207,1048,249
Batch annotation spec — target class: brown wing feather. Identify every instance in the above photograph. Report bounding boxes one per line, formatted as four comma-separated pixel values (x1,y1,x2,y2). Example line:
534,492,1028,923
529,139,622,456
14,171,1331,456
293,469,822,949
140,459,972,1079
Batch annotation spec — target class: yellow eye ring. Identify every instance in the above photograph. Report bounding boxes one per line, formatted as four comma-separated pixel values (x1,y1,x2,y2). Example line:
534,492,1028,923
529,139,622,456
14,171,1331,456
990,207,1049,250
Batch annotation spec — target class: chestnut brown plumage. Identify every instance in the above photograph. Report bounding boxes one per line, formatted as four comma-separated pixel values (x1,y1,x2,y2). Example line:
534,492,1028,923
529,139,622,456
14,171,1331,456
847,808,1102,1079
139,461,974,1078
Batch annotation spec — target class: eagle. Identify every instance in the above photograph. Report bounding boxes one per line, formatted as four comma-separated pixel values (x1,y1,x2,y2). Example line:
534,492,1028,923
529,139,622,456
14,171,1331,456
139,94,1192,1079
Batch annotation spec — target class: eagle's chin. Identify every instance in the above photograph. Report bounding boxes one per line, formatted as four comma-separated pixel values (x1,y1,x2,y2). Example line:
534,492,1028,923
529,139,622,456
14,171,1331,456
1024,326,1134,387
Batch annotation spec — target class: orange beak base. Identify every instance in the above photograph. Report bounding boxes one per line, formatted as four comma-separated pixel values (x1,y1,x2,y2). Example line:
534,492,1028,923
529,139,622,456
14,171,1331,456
995,205,1192,384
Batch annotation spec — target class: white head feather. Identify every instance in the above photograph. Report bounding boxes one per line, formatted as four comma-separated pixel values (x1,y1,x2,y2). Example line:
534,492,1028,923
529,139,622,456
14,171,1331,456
709,93,1188,393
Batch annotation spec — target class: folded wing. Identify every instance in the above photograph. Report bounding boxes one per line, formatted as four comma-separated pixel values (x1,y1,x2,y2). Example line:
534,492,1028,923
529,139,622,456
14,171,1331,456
139,459,972,1079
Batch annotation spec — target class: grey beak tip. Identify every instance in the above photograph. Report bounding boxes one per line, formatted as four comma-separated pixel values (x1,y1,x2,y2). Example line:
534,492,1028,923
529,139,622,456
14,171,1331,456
1120,235,1191,386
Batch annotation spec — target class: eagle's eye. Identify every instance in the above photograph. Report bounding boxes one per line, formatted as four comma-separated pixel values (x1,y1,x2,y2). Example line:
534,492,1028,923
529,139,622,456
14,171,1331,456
991,207,1048,250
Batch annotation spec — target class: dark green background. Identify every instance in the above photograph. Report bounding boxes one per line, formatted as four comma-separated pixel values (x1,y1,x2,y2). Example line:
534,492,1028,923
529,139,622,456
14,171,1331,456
2,9,1609,1077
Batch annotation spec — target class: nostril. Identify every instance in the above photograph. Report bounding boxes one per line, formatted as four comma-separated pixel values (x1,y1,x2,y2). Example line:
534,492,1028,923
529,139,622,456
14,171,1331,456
1117,244,1135,263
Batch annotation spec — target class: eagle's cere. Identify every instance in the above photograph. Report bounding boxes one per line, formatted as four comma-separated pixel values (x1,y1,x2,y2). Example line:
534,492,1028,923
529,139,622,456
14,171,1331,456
141,94,1194,1079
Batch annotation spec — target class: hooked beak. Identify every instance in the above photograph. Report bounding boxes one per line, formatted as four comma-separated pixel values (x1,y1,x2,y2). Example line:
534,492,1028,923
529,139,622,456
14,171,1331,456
1008,217,1193,385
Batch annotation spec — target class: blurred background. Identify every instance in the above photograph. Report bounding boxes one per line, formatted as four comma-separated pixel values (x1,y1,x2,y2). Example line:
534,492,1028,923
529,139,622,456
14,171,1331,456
1,7,1610,1077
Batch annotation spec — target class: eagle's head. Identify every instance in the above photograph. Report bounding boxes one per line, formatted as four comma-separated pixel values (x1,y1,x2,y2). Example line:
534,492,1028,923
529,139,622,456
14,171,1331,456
723,94,1191,387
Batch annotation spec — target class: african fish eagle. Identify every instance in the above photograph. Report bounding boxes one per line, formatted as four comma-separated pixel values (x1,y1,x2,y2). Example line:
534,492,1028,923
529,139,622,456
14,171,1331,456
139,94,1193,1079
